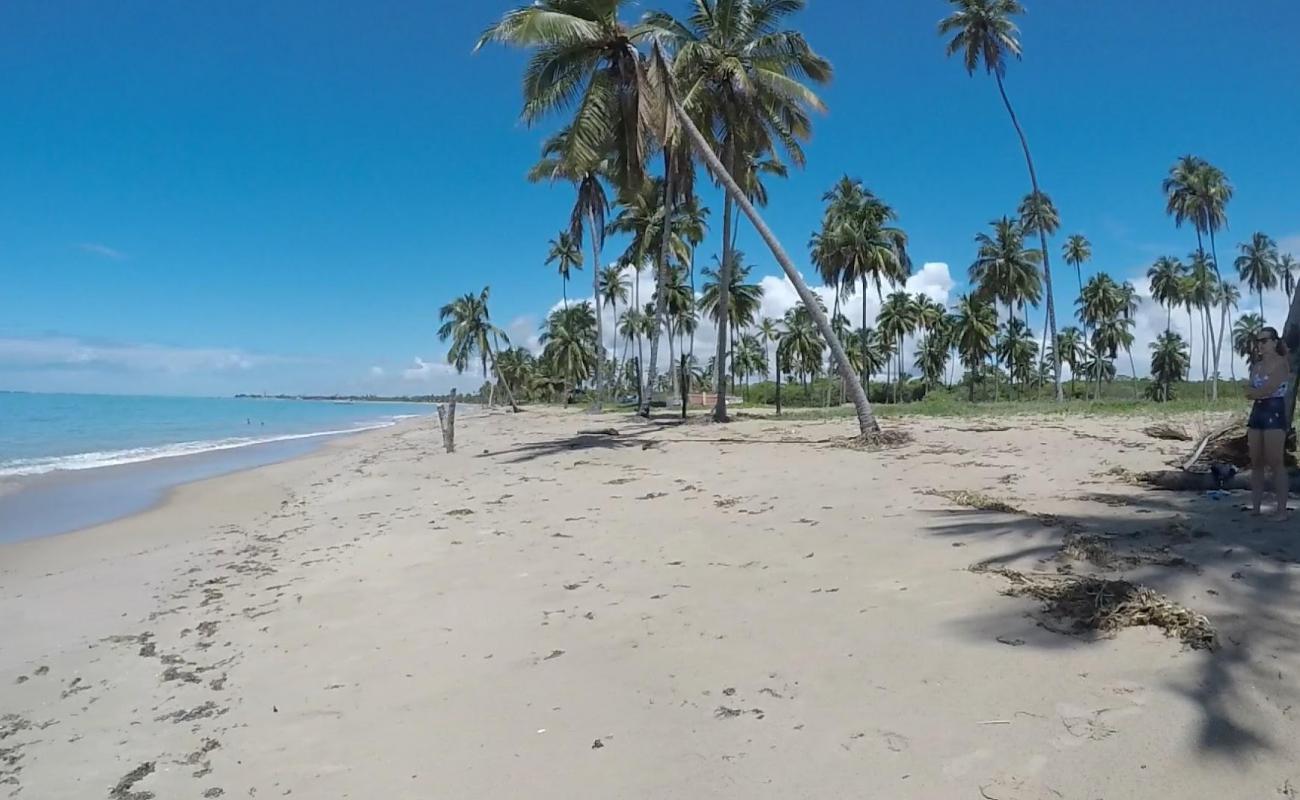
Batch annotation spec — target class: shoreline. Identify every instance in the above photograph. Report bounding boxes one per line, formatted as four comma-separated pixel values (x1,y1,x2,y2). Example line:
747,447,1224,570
0,418,427,544
2,407,1297,798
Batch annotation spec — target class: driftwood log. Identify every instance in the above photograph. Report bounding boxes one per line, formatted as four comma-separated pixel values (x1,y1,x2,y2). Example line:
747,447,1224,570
1140,469,1300,493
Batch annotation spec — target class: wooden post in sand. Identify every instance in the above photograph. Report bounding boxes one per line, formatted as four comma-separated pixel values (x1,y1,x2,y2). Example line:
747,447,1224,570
437,389,457,453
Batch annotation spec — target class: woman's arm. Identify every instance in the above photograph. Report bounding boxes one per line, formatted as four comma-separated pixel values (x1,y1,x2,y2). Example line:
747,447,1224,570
1246,359,1289,399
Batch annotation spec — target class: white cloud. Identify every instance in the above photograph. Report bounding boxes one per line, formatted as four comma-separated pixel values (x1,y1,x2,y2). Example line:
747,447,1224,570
0,335,290,374
401,356,462,383
76,242,127,261
369,365,385,377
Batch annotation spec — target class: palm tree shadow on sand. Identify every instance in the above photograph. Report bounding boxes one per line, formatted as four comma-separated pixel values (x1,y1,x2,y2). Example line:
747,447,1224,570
920,491,1300,759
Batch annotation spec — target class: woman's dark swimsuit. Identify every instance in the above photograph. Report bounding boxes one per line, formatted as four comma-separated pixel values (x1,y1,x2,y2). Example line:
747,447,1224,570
1249,370,1289,431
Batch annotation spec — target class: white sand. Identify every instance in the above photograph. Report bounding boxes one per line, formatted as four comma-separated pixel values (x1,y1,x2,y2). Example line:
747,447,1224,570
2,407,1298,798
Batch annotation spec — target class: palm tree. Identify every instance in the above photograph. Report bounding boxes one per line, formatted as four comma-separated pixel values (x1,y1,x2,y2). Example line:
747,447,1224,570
878,292,919,402
1117,281,1140,397
700,252,764,394
998,317,1038,394
437,286,519,412
598,264,631,394
495,347,536,402
539,303,599,402
618,308,647,405
1163,155,1233,399
643,41,881,435
1185,253,1219,389
1147,256,1186,333
1077,273,1124,400
813,178,911,392
1150,331,1191,402
1062,234,1091,301
546,232,584,309
779,303,826,402
1219,281,1241,381
1235,232,1279,319
1233,313,1265,366
644,0,833,424
941,0,1062,401
954,293,998,401
1279,253,1298,305
914,334,950,390
1053,326,1084,397
970,216,1040,399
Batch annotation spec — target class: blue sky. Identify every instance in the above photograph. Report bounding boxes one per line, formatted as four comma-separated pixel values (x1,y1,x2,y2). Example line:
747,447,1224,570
2,0,1298,395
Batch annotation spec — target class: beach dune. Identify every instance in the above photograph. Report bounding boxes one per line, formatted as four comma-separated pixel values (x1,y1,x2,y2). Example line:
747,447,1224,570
2,408,1298,798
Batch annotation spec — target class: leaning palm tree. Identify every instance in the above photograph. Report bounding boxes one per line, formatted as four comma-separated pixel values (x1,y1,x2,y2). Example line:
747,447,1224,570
546,231,584,310
1235,232,1279,319
644,0,833,423
437,286,519,412
941,0,1062,401
640,42,881,435
1147,256,1186,333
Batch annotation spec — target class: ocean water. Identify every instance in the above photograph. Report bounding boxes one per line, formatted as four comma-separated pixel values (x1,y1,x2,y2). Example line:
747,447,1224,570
0,392,435,477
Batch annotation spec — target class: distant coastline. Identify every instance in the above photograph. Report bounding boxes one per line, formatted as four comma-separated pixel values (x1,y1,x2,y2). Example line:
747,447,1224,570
233,393,450,403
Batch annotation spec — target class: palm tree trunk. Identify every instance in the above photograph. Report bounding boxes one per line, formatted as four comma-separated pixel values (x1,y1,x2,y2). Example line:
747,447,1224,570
588,211,604,412
486,340,519,413
657,45,880,436
994,72,1062,401
641,153,673,418
1127,347,1138,400
667,328,676,395
775,354,783,416
1208,229,1224,402
712,138,735,423
859,278,870,392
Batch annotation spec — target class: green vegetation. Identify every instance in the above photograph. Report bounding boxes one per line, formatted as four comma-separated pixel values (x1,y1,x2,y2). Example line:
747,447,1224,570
449,0,1295,429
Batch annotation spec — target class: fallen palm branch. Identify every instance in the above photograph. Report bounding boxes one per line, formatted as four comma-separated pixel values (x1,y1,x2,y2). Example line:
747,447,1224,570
971,564,1217,651
922,489,1021,514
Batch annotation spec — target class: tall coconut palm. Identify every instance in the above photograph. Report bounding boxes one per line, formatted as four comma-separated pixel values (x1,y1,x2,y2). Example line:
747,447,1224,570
1235,232,1279,319
1062,234,1091,301
644,0,833,424
598,264,631,394
954,294,998,401
940,0,1062,400
1117,281,1140,397
546,232,584,309
1147,256,1186,333
1163,155,1233,398
915,333,950,389
540,304,599,402
996,317,1037,396
437,286,519,412
1185,252,1219,389
495,347,537,402
1150,331,1190,402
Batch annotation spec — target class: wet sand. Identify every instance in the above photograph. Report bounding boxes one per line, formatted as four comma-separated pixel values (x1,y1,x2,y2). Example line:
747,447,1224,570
2,406,1298,798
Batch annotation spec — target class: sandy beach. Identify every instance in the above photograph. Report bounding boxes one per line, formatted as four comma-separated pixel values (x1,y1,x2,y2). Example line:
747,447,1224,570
3,407,1299,798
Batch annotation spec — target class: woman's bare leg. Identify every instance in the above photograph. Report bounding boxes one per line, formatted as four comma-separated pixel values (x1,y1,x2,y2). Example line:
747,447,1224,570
1265,428,1289,520
1248,428,1266,514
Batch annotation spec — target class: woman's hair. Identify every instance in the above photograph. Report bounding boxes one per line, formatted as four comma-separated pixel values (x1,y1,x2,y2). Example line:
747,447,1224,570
1252,326,1289,363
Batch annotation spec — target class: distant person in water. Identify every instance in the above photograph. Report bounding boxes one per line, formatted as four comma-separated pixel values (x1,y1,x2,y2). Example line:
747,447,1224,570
1246,326,1291,520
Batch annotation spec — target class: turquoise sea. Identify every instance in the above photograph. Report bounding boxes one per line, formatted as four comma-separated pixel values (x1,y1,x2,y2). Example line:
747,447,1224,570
0,392,434,477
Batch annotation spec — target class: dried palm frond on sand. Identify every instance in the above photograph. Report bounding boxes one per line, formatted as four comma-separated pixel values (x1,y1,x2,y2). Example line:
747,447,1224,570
971,564,1217,651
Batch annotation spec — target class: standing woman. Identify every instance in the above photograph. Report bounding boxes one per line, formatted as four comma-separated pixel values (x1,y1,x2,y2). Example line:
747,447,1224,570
1246,326,1292,520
